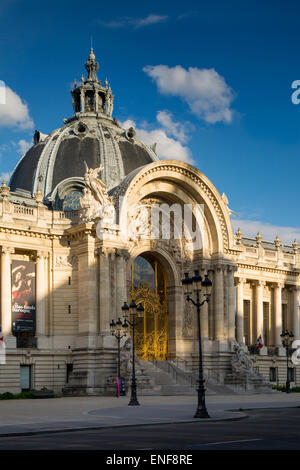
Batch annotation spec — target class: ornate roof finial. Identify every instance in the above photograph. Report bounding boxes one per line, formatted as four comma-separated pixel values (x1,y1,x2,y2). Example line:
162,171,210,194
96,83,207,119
85,42,99,83
235,227,243,245
34,186,44,205
293,239,298,254
274,235,281,250
1,178,10,198
256,231,262,246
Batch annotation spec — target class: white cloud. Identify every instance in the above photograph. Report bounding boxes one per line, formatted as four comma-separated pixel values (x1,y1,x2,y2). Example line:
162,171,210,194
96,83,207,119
143,65,235,124
17,139,31,154
0,171,12,183
156,110,189,143
0,86,34,130
121,118,193,164
135,14,168,28
100,14,168,29
231,218,300,245
0,143,9,157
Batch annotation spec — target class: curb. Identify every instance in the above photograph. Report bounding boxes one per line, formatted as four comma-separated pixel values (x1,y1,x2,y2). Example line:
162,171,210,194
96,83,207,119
0,412,248,438
228,405,300,412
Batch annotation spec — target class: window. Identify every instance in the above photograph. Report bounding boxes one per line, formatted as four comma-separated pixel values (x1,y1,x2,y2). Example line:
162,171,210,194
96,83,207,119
68,276,71,286
63,190,82,211
66,364,73,383
282,304,288,331
269,367,277,382
288,368,295,382
243,300,251,346
68,305,71,314
263,302,269,346
20,365,31,391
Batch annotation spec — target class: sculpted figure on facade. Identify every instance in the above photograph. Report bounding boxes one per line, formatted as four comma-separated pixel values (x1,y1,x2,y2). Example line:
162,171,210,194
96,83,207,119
79,162,112,222
120,337,144,376
127,204,151,241
231,340,254,375
105,86,114,117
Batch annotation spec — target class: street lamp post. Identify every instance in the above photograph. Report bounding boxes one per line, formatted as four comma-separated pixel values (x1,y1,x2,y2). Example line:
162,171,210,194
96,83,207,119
109,317,128,395
182,270,212,419
280,330,294,393
121,300,144,406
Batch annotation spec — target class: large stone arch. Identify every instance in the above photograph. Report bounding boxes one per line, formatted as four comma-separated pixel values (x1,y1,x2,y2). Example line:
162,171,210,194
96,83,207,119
118,160,235,255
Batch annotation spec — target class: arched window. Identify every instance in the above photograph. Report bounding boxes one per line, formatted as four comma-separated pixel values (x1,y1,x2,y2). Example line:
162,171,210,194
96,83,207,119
62,190,83,211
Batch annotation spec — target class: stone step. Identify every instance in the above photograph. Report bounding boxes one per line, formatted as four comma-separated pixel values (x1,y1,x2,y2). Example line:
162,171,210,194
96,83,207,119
139,360,235,396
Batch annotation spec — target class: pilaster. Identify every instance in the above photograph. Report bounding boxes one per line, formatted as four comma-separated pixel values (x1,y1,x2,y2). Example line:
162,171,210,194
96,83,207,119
1,246,14,337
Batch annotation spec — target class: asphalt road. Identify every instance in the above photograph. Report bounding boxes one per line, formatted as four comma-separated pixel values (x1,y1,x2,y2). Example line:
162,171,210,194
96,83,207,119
0,408,299,450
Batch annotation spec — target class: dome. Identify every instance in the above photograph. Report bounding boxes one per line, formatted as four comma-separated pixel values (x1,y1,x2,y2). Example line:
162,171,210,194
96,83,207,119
9,49,158,210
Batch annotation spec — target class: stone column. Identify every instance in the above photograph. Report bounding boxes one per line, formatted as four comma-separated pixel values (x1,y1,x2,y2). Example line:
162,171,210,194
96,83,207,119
274,282,284,346
235,277,245,343
293,286,300,339
80,89,85,113
115,250,126,315
227,266,236,341
77,232,97,335
214,265,224,340
1,246,14,336
256,280,265,340
99,248,111,333
200,268,209,339
167,285,183,358
36,251,48,336
110,250,116,321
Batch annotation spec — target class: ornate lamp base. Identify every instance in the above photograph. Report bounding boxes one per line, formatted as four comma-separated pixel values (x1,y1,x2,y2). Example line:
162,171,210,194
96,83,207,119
194,408,210,419
128,398,140,406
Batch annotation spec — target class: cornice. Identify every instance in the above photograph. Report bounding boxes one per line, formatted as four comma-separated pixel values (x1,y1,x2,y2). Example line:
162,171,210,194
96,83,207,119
236,262,299,276
0,226,62,240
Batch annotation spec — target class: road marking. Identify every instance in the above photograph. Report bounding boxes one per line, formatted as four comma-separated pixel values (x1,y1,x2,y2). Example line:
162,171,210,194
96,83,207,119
192,438,263,447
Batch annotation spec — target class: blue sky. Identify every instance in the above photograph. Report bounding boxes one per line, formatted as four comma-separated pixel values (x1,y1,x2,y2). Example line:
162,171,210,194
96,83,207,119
0,0,300,242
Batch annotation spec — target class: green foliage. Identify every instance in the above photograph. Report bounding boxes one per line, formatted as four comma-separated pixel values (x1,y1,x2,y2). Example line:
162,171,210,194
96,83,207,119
0,392,14,400
15,391,34,399
272,385,300,393
0,391,34,399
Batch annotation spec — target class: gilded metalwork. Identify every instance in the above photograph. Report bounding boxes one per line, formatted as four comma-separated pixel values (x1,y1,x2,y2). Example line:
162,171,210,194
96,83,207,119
130,281,168,360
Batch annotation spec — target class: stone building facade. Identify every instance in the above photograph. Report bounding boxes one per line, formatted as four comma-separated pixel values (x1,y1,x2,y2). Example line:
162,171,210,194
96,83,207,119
0,48,299,394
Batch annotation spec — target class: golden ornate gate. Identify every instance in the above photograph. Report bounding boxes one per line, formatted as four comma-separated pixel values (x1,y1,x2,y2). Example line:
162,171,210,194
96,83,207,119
130,257,168,360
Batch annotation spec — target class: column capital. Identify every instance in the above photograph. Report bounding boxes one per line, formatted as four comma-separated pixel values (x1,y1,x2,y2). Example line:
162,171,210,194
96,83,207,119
234,277,247,286
202,263,211,272
0,245,14,255
95,246,112,256
95,247,103,256
256,280,266,287
226,265,238,274
214,264,225,272
33,251,48,262
115,248,130,260
273,281,285,289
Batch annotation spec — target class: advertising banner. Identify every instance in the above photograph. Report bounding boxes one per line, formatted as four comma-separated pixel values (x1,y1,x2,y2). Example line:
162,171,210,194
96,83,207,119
11,260,36,333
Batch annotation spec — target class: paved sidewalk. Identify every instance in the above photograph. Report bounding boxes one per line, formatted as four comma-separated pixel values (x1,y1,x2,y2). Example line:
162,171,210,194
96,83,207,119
0,393,299,436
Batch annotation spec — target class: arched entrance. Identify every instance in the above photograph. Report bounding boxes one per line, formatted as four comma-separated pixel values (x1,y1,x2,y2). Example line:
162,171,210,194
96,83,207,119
130,254,168,360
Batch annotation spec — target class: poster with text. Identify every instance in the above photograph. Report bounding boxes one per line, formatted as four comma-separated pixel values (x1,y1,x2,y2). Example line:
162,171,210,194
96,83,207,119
11,260,36,333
